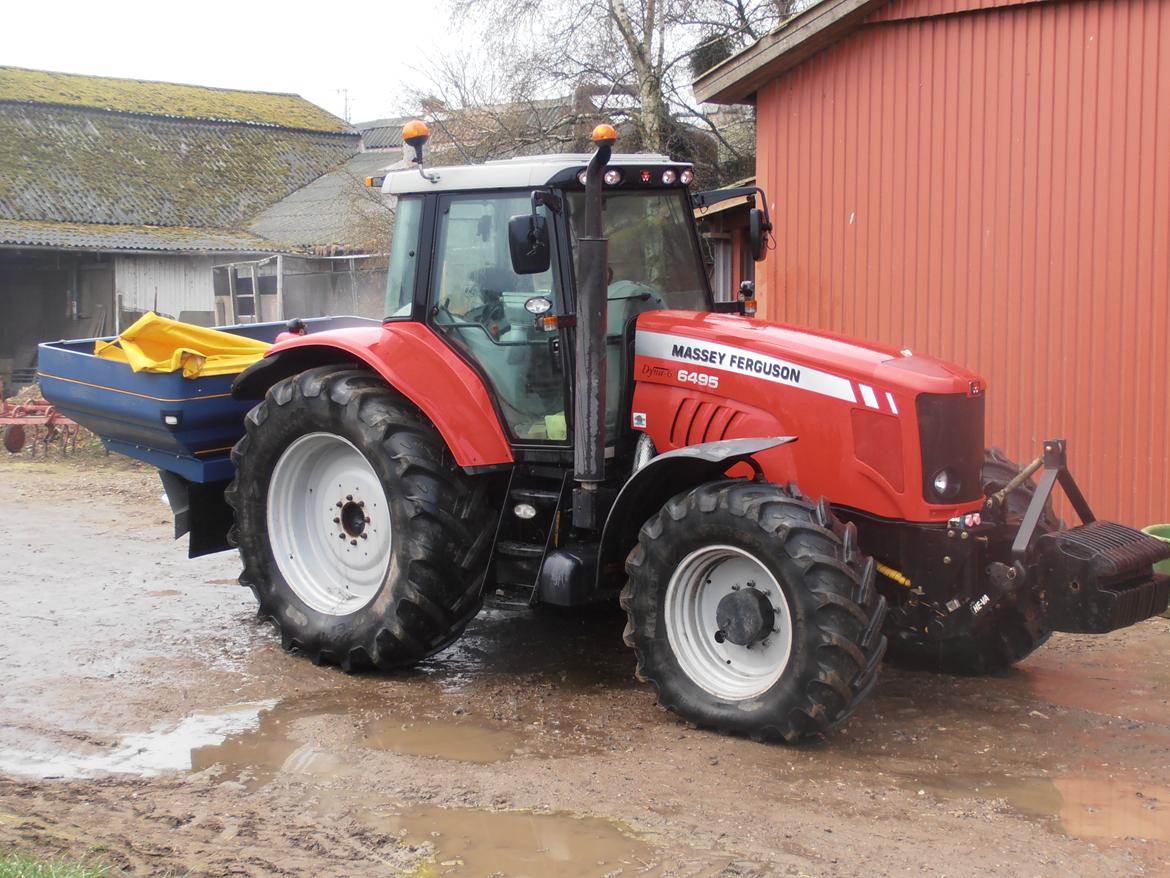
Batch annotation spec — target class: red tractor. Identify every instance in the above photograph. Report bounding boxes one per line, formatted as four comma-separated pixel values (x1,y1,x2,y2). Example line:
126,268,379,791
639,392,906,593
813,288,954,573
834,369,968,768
72,122,1170,741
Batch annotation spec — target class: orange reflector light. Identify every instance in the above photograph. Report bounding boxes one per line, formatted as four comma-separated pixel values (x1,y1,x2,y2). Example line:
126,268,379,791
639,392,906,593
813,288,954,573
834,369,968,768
363,175,385,188
541,315,558,332
402,119,430,143
591,123,618,143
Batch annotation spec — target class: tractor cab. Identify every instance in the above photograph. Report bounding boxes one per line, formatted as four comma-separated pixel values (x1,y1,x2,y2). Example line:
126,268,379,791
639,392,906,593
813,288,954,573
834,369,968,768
380,132,715,459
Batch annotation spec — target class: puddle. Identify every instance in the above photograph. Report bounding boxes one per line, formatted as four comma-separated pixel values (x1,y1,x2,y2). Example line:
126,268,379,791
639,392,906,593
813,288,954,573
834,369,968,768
366,805,670,877
0,701,274,779
363,715,534,763
1014,659,1170,725
916,772,1170,843
191,702,547,788
0,684,598,786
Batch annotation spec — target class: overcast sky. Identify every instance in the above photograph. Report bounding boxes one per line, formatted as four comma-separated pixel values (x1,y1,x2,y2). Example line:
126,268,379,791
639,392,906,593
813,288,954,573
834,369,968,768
2,0,453,123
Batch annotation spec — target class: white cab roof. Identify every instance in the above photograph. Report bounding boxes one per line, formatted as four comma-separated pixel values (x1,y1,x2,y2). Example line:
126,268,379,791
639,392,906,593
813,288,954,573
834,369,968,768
383,152,685,195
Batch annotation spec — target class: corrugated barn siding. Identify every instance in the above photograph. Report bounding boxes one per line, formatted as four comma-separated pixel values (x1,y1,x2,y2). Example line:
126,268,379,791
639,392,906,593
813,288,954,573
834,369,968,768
114,255,232,319
755,0,1170,525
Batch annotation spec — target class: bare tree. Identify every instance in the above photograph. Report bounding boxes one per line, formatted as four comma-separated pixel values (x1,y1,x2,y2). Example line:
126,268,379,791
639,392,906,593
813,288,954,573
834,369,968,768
403,0,802,182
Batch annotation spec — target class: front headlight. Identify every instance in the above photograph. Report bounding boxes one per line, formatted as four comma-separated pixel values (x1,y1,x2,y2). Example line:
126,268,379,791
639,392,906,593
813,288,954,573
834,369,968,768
932,468,960,500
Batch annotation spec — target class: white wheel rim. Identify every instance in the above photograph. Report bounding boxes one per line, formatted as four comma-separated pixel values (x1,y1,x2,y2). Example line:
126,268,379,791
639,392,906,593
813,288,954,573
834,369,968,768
664,545,794,700
266,432,392,616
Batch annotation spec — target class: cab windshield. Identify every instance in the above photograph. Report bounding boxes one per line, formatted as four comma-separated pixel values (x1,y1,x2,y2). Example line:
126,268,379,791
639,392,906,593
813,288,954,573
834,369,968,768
565,190,710,314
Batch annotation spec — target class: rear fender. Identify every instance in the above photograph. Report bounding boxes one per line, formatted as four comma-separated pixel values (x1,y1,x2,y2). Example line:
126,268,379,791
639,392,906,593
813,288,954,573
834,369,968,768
232,322,513,470
596,436,795,589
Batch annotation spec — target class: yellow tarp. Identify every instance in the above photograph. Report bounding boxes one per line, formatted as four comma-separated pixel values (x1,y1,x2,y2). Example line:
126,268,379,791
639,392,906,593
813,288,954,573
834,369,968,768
94,312,271,378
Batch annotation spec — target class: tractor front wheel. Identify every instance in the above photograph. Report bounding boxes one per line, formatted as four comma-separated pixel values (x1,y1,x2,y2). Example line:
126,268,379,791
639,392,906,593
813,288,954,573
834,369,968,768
621,480,887,742
225,366,494,671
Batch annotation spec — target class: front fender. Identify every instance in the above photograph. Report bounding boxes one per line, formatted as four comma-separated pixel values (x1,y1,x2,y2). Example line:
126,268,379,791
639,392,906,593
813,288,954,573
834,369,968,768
596,436,796,588
232,322,513,470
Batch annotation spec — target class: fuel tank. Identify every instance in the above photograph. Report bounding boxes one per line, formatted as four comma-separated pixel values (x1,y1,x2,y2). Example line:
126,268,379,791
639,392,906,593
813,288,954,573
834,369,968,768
630,311,986,523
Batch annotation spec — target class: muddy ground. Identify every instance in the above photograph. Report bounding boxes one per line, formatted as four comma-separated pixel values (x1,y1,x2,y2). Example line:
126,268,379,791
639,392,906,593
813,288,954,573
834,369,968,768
1,455,1169,877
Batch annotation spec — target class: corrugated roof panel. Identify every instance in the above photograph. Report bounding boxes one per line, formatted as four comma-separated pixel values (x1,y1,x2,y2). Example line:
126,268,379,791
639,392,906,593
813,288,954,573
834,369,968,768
0,218,277,252
248,153,398,248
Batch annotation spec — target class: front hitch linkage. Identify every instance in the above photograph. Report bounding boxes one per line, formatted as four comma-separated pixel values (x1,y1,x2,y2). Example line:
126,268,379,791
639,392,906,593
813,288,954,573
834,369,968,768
984,439,1096,563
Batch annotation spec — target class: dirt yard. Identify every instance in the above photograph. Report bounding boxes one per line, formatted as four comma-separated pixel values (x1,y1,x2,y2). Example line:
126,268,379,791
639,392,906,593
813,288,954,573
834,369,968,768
1,454,1169,877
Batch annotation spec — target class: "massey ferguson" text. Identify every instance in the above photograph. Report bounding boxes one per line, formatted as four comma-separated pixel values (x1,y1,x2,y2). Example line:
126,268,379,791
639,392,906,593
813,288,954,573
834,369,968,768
670,343,802,383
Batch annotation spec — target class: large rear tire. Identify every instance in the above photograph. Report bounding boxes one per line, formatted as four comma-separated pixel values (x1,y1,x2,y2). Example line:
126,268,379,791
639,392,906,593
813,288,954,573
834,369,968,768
620,479,887,743
885,447,1061,675
224,366,495,671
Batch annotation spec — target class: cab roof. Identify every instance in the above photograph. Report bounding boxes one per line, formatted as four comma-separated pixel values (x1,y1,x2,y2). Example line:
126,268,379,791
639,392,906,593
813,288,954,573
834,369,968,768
383,152,688,195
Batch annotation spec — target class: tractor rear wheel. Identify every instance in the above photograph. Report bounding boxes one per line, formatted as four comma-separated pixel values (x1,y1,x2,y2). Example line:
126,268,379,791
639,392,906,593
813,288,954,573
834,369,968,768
225,366,495,671
886,447,1062,675
620,479,887,742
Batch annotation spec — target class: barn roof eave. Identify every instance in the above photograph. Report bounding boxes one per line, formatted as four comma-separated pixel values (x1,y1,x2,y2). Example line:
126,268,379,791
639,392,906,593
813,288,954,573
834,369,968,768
692,0,891,105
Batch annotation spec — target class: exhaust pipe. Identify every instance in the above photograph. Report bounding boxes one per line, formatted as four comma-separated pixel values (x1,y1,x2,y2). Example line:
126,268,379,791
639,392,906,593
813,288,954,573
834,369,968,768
572,125,617,529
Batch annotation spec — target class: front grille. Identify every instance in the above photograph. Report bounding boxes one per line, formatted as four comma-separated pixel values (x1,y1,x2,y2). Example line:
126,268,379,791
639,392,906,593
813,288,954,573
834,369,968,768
916,393,984,504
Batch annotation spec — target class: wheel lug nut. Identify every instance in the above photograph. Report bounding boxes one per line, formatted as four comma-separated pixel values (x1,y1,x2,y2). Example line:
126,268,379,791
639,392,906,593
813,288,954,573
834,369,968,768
361,533,368,540
336,501,343,508
338,533,345,539
350,539,357,546
333,517,340,524
346,494,353,501
358,500,365,507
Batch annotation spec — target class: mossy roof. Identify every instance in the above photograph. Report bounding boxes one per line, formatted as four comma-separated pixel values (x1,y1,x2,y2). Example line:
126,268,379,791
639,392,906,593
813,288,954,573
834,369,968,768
0,66,351,133
0,102,359,231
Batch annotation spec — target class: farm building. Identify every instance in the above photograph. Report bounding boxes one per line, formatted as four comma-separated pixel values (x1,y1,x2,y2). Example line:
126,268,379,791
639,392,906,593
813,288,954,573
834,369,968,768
0,67,396,389
694,0,1170,526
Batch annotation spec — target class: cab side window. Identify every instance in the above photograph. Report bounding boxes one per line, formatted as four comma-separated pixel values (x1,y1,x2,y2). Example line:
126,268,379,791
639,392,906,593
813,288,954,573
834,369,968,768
385,196,423,318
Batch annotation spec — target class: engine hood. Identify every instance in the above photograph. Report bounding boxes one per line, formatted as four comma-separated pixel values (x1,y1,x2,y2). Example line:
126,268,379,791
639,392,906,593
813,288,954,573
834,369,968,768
635,311,983,397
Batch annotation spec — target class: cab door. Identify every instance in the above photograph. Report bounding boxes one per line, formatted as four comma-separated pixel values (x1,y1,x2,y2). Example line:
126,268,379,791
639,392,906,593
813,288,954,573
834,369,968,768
427,192,569,446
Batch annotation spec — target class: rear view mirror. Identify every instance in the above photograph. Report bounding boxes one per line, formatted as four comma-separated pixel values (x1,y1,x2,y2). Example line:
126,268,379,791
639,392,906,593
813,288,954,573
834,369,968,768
749,208,772,262
508,214,550,275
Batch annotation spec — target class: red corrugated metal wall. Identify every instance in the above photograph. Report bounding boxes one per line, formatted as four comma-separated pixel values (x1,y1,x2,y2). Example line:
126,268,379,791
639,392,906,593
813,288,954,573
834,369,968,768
755,0,1170,525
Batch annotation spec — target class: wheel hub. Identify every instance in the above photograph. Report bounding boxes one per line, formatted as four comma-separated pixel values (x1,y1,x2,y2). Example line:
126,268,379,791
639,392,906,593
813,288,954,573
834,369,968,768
339,499,368,538
267,432,392,616
664,545,794,700
715,587,775,646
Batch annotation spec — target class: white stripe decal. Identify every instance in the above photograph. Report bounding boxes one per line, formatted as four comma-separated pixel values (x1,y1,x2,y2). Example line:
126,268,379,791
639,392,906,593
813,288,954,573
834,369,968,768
886,392,899,415
636,331,857,403
859,384,879,409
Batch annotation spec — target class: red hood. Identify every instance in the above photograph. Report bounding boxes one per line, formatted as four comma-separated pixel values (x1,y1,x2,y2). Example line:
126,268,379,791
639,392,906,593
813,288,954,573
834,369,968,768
635,311,983,395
